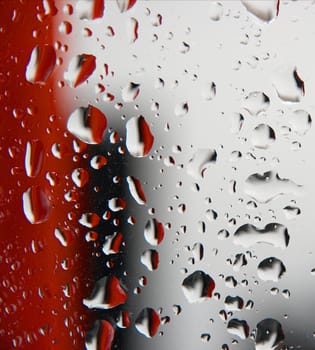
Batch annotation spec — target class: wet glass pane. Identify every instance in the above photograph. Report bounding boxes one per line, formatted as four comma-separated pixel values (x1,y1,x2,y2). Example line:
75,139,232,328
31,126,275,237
1,1,315,349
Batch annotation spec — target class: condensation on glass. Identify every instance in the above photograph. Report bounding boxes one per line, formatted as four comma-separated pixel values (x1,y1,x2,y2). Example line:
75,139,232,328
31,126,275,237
2,0,315,350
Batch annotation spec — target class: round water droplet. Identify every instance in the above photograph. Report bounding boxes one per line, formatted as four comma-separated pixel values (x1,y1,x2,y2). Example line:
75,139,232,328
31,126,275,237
251,124,275,149
71,168,89,187
255,318,284,350
140,249,159,271
64,54,96,87
257,257,286,282
67,105,107,144
288,110,312,135
227,319,249,339
242,91,270,116
187,149,217,179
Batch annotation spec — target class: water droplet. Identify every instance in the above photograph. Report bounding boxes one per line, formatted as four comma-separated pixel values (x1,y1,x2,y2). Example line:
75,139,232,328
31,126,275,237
116,0,137,13
108,197,126,212
241,0,279,23
272,66,304,102
201,333,211,342
283,205,301,219
135,307,160,338
187,149,217,179
255,318,284,350
122,82,140,102
244,171,303,203
209,2,223,21
230,113,244,134
116,310,130,328
140,249,159,271
126,17,138,43
287,110,312,135
126,176,146,205
90,155,108,170
224,296,244,311
83,276,127,309
126,116,154,157
78,212,100,228
24,140,44,177
71,167,89,187
202,82,216,100
227,319,249,339
242,91,270,116
85,320,114,350
234,223,290,249
102,231,123,255
192,242,204,261
144,218,164,246
22,186,50,224
257,257,286,282
54,227,75,247
75,0,104,20
174,102,189,116
67,105,107,144
182,270,215,303
251,124,275,149
64,54,96,87
58,21,72,35
25,45,56,84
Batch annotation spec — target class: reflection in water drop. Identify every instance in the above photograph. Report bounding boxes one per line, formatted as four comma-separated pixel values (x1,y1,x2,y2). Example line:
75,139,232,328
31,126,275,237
241,0,279,23
140,249,159,271
67,105,107,144
126,176,146,205
83,276,127,310
135,307,160,338
227,319,249,339
272,66,305,102
25,139,44,178
64,54,96,88
25,45,56,84
22,186,50,224
251,124,275,149
242,91,270,116
187,149,217,179
234,223,290,249
255,318,284,350
244,171,303,203
257,257,286,282
126,116,154,157
182,270,215,303
85,320,114,350
122,82,140,102
288,110,312,135
144,218,164,246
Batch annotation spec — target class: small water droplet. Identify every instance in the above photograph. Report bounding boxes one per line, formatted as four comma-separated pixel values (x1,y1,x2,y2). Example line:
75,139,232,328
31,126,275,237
22,186,50,224
140,249,159,271
64,54,96,87
135,307,160,338
126,176,146,205
144,218,164,246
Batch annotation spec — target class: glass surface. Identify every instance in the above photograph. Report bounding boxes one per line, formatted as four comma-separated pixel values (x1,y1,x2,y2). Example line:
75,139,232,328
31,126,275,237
1,1,315,349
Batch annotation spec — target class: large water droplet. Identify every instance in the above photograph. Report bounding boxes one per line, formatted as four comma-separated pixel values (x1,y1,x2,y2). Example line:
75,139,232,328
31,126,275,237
64,54,96,87
144,218,164,246
25,139,44,177
85,320,114,350
135,307,160,338
187,149,217,179
242,91,270,116
227,319,249,339
234,223,290,249
102,231,123,255
224,296,244,311
75,0,104,20
140,249,159,271
126,116,154,157
257,257,286,282
83,276,127,309
255,318,284,350
67,105,107,144
287,110,312,135
244,171,303,203
182,270,215,303
251,124,275,149
241,0,279,23
122,82,140,102
22,186,50,224
116,0,137,13
126,176,146,205
25,45,56,84
272,66,305,102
